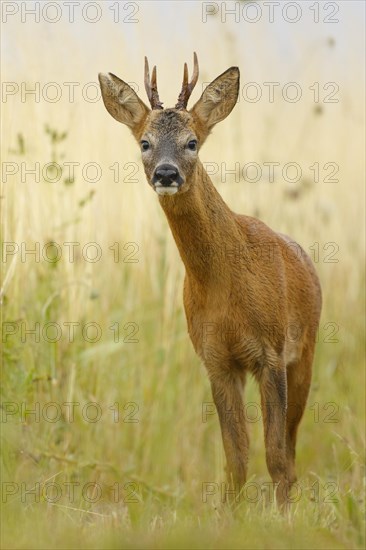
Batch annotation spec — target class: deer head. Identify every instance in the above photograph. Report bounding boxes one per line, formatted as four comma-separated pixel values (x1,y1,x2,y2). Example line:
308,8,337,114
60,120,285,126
99,54,239,196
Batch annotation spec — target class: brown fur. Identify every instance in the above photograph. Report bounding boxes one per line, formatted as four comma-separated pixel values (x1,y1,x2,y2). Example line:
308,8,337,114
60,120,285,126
99,62,322,507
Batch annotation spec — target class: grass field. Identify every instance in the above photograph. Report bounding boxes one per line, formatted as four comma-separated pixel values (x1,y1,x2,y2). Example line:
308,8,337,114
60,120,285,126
1,2,365,548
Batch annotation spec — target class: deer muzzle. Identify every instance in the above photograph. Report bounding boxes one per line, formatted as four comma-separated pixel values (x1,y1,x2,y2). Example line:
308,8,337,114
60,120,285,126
152,163,184,195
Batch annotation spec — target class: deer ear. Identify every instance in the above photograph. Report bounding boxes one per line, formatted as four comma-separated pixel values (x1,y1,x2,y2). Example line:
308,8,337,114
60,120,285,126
190,67,239,130
98,72,149,130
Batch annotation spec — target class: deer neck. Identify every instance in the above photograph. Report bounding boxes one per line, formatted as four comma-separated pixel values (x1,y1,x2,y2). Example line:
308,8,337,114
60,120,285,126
158,160,242,285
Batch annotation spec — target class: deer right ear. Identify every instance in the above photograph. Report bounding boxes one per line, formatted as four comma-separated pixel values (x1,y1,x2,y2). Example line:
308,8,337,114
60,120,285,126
190,67,239,132
98,73,149,131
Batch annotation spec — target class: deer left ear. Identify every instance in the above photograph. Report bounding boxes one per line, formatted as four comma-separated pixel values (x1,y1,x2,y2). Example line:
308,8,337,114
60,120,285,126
98,72,149,132
190,67,239,130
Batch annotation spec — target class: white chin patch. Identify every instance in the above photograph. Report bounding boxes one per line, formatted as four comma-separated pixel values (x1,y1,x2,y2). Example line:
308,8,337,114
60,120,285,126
155,186,178,196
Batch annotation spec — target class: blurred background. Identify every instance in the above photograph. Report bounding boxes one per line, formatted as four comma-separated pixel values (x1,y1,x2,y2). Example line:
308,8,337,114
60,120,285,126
1,1,365,548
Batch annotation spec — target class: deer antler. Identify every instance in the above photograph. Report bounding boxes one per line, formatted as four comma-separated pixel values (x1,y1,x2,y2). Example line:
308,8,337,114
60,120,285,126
175,52,199,110
144,57,163,110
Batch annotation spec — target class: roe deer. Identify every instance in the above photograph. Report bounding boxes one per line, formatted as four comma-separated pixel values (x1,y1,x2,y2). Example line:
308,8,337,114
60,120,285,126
99,53,322,506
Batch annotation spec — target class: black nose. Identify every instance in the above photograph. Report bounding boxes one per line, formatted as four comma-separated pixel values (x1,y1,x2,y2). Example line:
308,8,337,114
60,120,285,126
154,164,179,187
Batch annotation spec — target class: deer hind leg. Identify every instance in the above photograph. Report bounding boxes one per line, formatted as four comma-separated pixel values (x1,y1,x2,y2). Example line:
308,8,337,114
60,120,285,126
208,365,249,501
259,357,289,506
286,344,314,486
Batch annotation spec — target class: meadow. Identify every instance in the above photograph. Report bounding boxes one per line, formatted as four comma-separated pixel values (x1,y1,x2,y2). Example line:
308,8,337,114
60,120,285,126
1,2,365,548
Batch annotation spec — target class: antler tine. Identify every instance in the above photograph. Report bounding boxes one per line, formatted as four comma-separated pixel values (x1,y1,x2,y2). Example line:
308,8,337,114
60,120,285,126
182,63,188,89
175,52,199,110
189,51,199,91
144,56,163,110
144,56,151,99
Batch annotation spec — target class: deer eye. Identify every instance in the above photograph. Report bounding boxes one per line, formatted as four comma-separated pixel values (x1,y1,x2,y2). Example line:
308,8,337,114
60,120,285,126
141,140,150,152
187,139,197,151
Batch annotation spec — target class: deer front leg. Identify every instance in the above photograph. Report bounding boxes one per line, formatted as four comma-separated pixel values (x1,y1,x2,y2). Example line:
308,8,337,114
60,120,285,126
259,359,289,507
208,366,249,503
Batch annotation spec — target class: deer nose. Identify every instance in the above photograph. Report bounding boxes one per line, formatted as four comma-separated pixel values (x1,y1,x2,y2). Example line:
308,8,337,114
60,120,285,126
154,164,179,186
